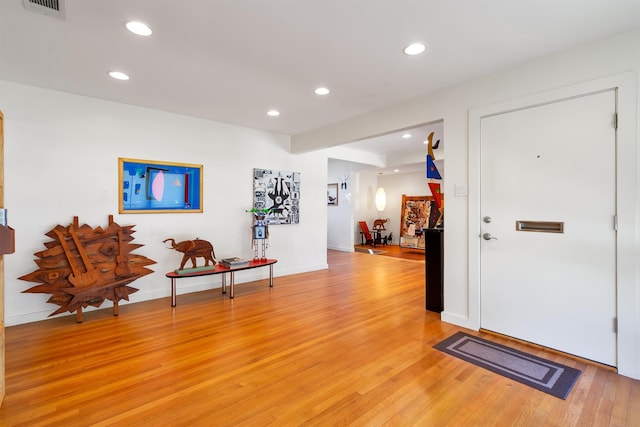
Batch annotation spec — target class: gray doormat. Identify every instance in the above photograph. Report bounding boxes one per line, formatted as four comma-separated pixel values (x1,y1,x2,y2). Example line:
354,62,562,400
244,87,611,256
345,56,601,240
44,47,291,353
434,332,581,399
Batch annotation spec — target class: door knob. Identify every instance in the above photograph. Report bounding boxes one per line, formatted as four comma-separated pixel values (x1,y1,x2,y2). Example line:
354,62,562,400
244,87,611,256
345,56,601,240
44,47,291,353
483,216,492,223
482,233,498,241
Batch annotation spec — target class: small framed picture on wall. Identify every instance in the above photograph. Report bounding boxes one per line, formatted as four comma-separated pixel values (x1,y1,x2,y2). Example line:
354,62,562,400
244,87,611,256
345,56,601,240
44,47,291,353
327,183,338,206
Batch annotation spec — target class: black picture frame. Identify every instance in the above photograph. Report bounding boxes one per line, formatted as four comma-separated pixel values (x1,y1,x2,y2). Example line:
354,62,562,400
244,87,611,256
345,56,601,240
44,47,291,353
327,183,338,206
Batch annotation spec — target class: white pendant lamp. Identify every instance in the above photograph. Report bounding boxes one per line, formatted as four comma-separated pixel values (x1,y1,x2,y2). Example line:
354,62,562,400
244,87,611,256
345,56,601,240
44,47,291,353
375,187,387,211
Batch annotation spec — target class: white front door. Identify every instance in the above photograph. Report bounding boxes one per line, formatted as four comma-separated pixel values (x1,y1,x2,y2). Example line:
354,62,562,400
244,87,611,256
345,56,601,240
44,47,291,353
480,90,617,366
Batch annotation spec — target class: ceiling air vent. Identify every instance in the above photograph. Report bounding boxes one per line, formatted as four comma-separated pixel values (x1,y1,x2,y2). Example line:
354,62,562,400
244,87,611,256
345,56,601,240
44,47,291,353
22,0,65,20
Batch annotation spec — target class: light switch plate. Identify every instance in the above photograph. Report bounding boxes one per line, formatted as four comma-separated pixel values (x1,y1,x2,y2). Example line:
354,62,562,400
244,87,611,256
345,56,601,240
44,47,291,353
455,185,468,197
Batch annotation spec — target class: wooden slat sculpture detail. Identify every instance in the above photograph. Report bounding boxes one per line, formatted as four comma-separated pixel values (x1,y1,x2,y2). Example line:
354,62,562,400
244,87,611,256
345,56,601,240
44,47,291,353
20,215,156,322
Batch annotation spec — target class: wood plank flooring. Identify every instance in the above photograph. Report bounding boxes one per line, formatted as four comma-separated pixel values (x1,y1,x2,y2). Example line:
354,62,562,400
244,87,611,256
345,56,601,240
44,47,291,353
0,250,638,426
354,244,425,262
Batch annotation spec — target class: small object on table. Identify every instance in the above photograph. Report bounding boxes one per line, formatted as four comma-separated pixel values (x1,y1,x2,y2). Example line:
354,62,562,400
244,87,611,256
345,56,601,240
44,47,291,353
175,265,217,275
220,257,249,268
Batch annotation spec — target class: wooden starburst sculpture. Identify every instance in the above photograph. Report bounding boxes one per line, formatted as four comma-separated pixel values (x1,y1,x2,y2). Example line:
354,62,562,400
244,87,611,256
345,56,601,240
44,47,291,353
20,215,156,322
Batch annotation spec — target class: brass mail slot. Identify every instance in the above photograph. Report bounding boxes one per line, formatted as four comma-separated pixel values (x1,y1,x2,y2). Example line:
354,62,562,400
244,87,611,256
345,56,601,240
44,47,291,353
515,220,564,233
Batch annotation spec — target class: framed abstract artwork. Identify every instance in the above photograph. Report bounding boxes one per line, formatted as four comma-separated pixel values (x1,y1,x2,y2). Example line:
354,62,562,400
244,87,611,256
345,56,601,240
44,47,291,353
252,168,300,224
399,195,433,249
400,195,433,237
400,193,443,236
119,158,203,213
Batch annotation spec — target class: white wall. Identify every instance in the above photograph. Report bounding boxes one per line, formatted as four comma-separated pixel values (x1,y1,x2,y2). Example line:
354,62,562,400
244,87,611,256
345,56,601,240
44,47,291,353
292,28,640,379
0,81,329,325
327,159,355,252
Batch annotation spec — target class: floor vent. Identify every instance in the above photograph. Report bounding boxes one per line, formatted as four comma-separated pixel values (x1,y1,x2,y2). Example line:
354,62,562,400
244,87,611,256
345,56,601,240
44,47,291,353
22,0,65,20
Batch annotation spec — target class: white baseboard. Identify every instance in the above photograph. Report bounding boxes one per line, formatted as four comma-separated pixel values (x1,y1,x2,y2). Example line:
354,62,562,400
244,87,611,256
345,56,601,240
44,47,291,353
6,263,330,326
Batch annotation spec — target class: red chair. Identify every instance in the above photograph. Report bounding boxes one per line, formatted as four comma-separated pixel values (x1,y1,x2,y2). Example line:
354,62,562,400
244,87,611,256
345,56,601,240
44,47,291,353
358,221,375,246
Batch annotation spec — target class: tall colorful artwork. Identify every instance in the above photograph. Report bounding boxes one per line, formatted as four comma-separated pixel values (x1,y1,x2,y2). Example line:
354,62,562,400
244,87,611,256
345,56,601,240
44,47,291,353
252,168,300,224
425,131,444,228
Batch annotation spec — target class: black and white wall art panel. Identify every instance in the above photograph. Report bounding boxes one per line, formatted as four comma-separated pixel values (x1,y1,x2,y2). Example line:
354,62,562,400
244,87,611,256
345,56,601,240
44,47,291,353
253,168,300,224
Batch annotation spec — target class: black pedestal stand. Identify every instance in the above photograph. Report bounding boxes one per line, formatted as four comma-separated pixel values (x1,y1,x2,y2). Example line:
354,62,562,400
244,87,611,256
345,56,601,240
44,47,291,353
423,228,444,312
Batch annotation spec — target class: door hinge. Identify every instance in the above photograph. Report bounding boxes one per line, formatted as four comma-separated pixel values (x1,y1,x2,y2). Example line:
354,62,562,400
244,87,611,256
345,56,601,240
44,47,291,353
613,317,618,333
613,113,618,129
614,215,618,231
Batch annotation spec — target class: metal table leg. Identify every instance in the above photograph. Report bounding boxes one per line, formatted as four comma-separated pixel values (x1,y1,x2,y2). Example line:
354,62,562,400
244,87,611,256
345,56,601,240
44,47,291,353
230,271,235,298
269,264,273,287
171,277,177,307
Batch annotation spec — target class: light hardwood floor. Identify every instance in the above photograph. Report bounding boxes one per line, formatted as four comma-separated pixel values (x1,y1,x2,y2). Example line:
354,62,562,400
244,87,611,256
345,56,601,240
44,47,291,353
1,250,638,426
354,244,425,262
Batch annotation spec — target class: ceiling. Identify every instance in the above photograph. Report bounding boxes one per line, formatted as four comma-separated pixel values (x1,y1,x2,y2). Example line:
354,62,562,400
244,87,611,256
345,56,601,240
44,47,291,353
338,120,444,175
1,0,639,169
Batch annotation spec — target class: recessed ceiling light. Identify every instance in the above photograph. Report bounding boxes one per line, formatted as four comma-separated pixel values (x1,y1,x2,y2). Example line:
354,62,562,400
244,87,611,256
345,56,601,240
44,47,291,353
314,87,330,95
267,110,280,117
394,169,400,173
125,21,152,36
109,71,130,81
402,133,412,139
404,43,426,55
